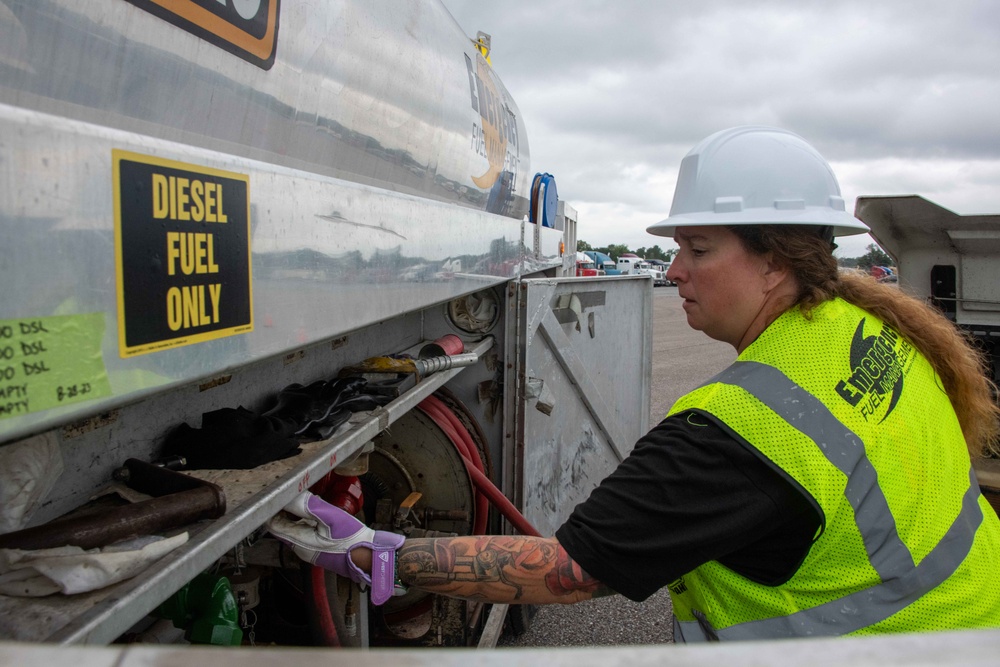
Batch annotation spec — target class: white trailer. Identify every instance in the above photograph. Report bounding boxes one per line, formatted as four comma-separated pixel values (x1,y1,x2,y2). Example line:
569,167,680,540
855,195,1000,519
617,257,667,286
855,196,1000,357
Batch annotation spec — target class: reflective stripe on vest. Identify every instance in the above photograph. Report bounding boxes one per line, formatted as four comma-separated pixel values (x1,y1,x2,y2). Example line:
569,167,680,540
675,360,984,641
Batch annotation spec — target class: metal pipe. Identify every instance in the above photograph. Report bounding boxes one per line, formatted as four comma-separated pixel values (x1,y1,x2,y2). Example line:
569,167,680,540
0,486,226,551
0,459,225,551
414,353,480,376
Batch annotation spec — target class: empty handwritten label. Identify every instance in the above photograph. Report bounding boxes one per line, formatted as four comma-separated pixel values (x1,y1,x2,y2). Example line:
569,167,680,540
0,314,111,420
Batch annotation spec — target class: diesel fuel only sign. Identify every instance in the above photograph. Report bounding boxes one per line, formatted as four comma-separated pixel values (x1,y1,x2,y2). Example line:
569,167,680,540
113,150,253,357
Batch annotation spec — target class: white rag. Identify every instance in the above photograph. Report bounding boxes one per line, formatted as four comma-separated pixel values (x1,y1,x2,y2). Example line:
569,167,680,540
0,432,64,534
0,532,188,596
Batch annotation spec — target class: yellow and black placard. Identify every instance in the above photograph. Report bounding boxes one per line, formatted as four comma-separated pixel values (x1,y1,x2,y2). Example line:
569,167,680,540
123,0,280,70
113,150,253,358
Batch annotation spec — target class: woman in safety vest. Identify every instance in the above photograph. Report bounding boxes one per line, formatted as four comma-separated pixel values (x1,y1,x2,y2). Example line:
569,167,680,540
269,126,1000,641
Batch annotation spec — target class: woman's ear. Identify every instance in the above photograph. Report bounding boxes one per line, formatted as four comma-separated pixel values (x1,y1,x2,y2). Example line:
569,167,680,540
760,253,792,293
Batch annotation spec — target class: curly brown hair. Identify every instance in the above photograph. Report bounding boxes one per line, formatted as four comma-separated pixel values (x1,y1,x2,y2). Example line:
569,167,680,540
730,224,1000,458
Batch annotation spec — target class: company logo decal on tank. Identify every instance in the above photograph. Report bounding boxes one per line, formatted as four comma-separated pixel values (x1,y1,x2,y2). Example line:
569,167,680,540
464,52,520,191
124,0,280,69
834,319,914,423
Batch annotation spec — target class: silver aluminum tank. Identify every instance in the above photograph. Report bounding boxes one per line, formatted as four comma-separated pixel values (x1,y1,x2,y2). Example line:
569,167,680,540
0,0,561,443
0,0,530,218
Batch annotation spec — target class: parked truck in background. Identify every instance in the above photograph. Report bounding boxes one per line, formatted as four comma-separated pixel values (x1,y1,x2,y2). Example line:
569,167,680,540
583,250,622,276
617,255,668,286
0,0,653,650
646,259,673,285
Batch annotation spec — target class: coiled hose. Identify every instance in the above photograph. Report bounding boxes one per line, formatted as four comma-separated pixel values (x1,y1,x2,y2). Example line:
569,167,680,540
307,393,540,646
416,395,540,537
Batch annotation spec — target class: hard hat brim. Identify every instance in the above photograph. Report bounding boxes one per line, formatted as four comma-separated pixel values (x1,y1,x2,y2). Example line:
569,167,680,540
647,207,870,238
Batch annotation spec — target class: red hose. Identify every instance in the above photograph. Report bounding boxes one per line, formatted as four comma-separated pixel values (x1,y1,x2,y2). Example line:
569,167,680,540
424,397,539,536
463,449,541,537
306,394,540,647
418,395,541,537
309,562,340,646
417,397,489,534
422,395,539,536
306,472,344,647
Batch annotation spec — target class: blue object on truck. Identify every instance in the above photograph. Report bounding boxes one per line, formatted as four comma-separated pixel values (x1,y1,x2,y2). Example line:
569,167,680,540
584,250,621,275
530,172,559,228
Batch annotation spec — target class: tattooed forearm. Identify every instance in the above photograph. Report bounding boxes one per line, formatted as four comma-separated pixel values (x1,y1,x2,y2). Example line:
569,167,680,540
545,545,615,599
396,536,615,604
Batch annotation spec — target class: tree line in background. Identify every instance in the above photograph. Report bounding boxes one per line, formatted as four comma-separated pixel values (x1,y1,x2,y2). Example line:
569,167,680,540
577,241,894,273
577,240,675,262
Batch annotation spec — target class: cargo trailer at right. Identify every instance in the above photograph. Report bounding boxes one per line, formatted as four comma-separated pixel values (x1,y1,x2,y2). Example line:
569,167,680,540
855,195,1000,515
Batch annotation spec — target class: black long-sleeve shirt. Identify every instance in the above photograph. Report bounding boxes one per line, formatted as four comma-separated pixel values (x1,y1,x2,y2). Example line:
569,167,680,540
555,410,822,601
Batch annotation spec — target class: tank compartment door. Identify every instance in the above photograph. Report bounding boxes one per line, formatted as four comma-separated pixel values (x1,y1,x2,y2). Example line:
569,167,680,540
507,276,652,536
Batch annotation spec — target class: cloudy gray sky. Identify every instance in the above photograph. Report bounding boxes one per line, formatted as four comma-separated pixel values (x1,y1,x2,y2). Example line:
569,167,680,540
443,0,1000,258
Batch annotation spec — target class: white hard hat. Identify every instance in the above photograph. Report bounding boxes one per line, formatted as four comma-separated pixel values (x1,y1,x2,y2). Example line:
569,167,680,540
647,126,870,238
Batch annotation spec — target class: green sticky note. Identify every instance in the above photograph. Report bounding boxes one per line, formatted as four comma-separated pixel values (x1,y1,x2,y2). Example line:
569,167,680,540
0,314,112,420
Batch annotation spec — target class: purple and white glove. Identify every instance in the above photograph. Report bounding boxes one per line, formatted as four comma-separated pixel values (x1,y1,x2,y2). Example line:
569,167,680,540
267,491,405,605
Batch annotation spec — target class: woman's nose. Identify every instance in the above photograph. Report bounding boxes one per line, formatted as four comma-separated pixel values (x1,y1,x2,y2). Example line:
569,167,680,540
666,260,682,283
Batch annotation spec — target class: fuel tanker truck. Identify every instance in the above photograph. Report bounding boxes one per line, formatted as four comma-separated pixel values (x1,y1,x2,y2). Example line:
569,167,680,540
0,0,652,649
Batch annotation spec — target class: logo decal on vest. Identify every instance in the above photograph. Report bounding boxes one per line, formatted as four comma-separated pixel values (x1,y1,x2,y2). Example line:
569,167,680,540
668,577,688,595
834,319,913,422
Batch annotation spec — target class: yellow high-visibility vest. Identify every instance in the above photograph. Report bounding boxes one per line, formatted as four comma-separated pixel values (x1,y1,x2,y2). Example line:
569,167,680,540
667,298,1000,641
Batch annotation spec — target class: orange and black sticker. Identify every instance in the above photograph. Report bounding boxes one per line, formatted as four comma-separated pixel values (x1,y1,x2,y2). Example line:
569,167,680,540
464,51,520,190
113,150,254,357
124,0,280,70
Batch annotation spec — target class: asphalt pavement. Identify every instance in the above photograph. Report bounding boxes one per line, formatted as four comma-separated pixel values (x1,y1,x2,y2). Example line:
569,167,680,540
498,286,735,648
